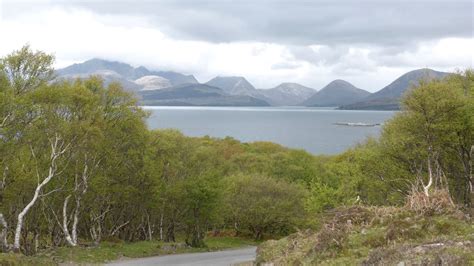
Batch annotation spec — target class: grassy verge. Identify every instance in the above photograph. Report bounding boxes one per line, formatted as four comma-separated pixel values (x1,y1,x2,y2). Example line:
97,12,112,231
0,253,56,266
0,236,259,265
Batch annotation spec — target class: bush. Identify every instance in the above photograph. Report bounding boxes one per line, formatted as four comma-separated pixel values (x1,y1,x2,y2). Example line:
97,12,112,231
405,189,457,215
224,174,307,240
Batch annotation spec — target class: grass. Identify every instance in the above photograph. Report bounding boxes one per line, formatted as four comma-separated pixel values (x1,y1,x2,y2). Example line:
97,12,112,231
0,253,56,266
0,236,258,265
257,206,474,265
205,236,259,250
40,236,258,264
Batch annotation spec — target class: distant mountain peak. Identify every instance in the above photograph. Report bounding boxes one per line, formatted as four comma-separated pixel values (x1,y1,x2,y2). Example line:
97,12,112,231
365,68,449,100
276,82,309,88
326,79,353,87
258,83,316,106
340,68,450,110
302,80,370,107
86,58,110,63
135,66,148,71
82,58,133,67
206,76,257,96
272,82,315,94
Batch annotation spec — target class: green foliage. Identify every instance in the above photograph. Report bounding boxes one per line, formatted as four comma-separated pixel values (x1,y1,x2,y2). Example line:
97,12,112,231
181,175,222,247
0,45,54,95
379,71,474,205
224,174,307,240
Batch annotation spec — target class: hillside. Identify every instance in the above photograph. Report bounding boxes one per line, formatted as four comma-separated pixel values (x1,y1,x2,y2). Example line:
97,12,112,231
206,76,260,96
138,83,270,106
302,80,370,107
258,83,316,106
340,68,450,110
257,205,474,265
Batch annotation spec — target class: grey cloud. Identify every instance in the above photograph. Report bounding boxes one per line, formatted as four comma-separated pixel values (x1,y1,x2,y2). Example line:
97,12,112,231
3,0,472,46
288,46,350,66
271,61,302,70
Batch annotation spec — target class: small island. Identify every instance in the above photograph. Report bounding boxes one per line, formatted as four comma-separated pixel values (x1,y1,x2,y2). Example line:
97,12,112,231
334,122,382,127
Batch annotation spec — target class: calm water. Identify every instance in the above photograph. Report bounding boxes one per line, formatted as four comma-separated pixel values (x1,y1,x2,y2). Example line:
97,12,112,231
143,106,395,155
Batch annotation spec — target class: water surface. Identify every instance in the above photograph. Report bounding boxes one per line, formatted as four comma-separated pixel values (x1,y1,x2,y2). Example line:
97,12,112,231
144,106,395,155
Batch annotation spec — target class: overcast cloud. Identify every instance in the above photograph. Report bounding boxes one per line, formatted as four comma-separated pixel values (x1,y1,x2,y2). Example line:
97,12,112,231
0,0,472,91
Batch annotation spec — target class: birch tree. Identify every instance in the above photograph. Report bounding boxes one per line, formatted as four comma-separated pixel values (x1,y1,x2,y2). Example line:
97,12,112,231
0,45,57,252
13,134,69,252
380,70,473,205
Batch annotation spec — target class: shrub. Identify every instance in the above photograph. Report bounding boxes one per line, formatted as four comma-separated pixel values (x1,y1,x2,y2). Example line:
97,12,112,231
405,189,457,215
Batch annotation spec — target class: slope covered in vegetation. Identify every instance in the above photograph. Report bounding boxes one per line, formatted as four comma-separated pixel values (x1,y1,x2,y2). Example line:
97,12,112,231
258,204,473,265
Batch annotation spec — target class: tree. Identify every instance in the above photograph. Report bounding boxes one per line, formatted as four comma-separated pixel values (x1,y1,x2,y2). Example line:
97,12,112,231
0,46,63,252
0,45,54,95
182,174,221,247
379,70,473,205
224,175,306,240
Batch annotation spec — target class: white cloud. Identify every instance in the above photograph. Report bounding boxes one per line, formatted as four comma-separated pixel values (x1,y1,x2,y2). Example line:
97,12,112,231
0,6,472,92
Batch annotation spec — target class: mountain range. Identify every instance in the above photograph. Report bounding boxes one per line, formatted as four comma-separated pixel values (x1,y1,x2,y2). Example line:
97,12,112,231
57,58,198,89
55,59,451,110
139,84,270,106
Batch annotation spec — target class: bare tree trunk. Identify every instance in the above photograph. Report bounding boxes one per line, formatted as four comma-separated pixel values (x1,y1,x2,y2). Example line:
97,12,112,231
1,166,8,191
165,222,175,242
72,197,80,244
90,223,102,246
71,161,92,244
423,153,434,197
62,157,96,246
62,195,76,246
468,145,474,207
13,135,68,252
90,205,109,246
0,213,10,251
159,213,163,241
14,170,54,252
34,231,39,253
146,213,152,241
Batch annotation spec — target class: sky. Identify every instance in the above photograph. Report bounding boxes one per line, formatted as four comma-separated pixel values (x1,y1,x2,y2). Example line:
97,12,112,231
0,0,473,91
